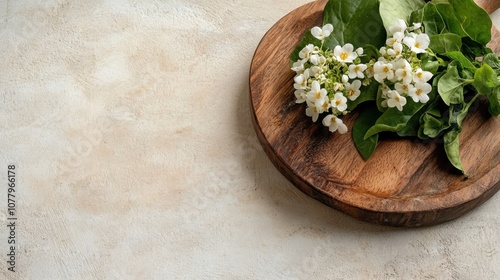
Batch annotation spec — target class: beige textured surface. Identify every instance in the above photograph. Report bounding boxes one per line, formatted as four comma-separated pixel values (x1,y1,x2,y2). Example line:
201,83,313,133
0,0,499,279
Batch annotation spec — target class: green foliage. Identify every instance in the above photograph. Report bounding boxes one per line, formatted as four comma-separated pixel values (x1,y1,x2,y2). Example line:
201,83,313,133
438,65,464,105
352,106,381,159
428,33,462,54
379,0,425,33
289,0,497,174
323,0,386,48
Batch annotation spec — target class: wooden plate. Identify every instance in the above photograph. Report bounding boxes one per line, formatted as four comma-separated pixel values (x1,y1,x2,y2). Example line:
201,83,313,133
249,0,500,227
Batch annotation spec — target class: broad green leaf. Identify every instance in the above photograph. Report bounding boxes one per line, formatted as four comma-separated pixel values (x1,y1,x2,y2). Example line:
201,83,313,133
429,33,462,54
360,44,380,64
323,0,386,49
379,0,425,34
443,129,466,175
422,3,446,36
437,65,464,105
487,86,500,116
474,64,498,95
353,106,381,160
409,7,424,25
364,99,428,139
461,37,492,61
422,113,448,138
444,51,476,71
420,54,440,74
347,82,378,110
398,89,439,137
483,53,500,73
434,3,467,37
448,0,492,45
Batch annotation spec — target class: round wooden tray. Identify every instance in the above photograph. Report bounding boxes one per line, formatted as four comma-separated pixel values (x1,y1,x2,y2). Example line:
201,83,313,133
249,0,500,227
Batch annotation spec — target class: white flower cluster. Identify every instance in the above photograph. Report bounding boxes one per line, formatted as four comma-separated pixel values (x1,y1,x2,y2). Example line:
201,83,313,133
375,19,433,111
291,24,368,134
291,19,434,134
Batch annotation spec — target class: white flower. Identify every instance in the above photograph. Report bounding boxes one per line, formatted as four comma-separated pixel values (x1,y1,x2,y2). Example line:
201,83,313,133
334,43,357,63
411,22,422,30
342,74,349,84
373,61,394,83
387,90,407,111
306,80,327,103
403,33,430,54
386,32,404,47
331,92,348,112
408,82,432,103
310,66,323,76
315,96,331,114
305,102,320,122
310,54,326,66
394,82,414,95
348,63,367,79
295,89,307,103
387,42,403,58
389,19,407,35
345,80,362,101
394,60,413,83
291,60,305,73
322,114,348,134
311,24,334,40
333,82,344,91
299,44,314,60
413,68,433,83
293,69,310,90
356,47,364,55
379,46,387,56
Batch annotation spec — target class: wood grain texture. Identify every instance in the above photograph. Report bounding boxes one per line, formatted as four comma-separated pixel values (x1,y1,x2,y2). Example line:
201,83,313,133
249,0,500,227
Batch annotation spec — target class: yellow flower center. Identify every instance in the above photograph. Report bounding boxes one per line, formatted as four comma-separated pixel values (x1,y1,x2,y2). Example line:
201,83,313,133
354,66,360,72
322,102,329,110
417,72,423,79
402,85,408,91
340,52,349,61
348,89,355,96
383,66,390,73
335,99,342,106
415,42,421,48
315,91,321,99
416,89,422,96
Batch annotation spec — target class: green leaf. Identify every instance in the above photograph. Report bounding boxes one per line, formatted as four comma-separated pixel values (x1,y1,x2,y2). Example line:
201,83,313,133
429,33,462,54
448,0,492,45
487,86,500,116
364,99,428,139
437,65,464,105
422,113,449,138
474,64,498,95
483,53,500,72
353,106,381,160
347,82,378,110
422,3,446,36
323,0,386,49
420,54,440,74
444,51,476,71
434,3,467,37
360,44,380,64
443,129,466,175
379,0,425,34
409,7,424,26
398,88,440,137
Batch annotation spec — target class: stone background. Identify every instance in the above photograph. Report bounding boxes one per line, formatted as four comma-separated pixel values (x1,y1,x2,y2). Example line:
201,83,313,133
0,0,499,279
